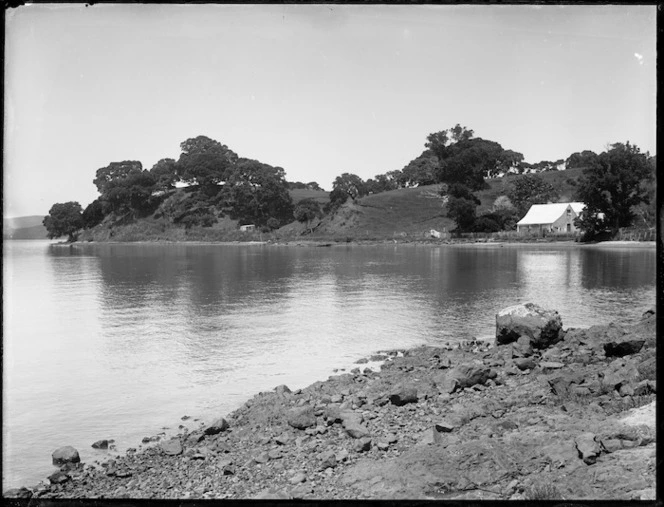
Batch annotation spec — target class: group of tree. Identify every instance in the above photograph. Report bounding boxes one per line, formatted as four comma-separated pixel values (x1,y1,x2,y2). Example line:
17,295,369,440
573,142,654,238
44,135,300,240
44,129,655,242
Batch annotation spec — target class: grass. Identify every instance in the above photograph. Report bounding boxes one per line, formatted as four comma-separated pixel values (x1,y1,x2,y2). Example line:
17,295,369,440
524,483,562,500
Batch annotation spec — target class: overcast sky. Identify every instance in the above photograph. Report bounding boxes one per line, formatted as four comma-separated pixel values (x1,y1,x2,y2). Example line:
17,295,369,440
4,4,656,218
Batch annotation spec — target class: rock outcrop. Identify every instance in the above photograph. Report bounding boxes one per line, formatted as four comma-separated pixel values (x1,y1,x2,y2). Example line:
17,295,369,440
495,303,563,348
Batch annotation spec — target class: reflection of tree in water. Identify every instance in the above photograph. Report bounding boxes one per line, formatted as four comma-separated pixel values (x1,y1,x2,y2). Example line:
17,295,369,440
578,249,655,290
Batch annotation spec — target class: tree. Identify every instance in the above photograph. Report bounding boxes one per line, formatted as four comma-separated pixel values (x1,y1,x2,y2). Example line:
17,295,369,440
447,196,477,233
575,142,653,234
332,173,368,201
425,124,474,161
398,151,437,187
177,135,238,192
306,181,323,191
82,198,105,229
149,158,179,191
507,174,560,216
93,161,143,195
97,167,157,217
565,150,598,170
43,202,83,241
294,198,323,233
220,158,294,227
437,138,507,190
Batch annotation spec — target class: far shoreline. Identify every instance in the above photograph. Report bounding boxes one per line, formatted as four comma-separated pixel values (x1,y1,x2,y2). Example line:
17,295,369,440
47,238,657,249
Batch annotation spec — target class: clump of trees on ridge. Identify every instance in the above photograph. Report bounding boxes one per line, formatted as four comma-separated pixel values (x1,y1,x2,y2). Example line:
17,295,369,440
43,129,655,242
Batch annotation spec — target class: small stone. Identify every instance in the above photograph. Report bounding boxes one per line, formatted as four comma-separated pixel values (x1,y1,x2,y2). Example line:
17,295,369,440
318,450,337,469
377,442,389,451
289,472,307,485
540,361,565,370
275,433,292,445
268,449,283,460
354,437,372,452
91,439,109,449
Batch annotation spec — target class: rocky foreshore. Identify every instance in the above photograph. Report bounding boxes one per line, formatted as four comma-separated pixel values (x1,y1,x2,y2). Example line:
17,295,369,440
4,304,657,501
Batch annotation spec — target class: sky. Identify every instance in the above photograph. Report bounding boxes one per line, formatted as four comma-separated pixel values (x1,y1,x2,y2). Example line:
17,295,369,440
3,4,657,218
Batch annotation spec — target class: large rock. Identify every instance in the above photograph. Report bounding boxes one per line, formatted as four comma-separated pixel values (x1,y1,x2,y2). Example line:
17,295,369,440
389,385,418,406
287,406,316,430
439,363,495,393
575,433,601,464
204,417,229,435
604,340,645,358
161,439,183,456
496,303,563,349
52,446,80,466
342,412,370,439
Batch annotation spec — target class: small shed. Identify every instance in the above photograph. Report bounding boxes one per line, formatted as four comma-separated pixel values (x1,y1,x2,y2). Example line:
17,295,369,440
239,224,256,232
516,202,585,234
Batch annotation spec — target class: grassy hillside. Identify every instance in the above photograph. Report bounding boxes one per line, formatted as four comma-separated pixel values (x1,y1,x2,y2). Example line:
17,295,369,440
289,189,330,205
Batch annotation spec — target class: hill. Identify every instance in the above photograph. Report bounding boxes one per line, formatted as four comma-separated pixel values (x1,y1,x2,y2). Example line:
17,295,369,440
286,167,586,241
77,168,589,243
3,216,49,240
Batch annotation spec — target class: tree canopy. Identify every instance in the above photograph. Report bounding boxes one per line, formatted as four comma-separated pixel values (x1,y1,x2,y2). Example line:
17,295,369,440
575,142,653,235
294,198,323,233
220,158,294,227
506,174,560,216
177,135,238,191
43,202,84,241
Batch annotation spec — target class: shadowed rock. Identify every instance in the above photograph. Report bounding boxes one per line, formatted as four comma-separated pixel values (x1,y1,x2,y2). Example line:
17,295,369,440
204,417,229,435
604,340,645,358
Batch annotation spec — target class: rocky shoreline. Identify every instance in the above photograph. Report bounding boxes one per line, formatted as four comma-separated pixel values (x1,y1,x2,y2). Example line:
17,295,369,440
4,304,657,501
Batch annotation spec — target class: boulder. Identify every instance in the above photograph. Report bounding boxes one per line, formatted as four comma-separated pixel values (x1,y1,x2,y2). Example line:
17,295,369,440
343,413,371,439
513,357,536,371
161,439,183,456
204,417,229,435
275,384,292,396
3,487,33,499
604,340,646,358
495,303,563,348
318,450,337,469
91,439,109,449
353,437,372,452
48,471,70,485
441,363,495,393
435,417,461,432
52,446,80,466
286,406,316,430
389,385,418,406
575,433,601,464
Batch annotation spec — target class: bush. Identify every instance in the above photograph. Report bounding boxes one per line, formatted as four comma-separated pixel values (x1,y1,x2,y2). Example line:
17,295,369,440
524,483,562,500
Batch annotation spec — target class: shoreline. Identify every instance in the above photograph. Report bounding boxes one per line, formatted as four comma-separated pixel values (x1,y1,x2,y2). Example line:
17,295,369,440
49,238,657,249
5,306,656,500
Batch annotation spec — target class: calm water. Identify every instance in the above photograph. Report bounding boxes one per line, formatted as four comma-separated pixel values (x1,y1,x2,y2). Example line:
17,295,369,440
2,240,656,489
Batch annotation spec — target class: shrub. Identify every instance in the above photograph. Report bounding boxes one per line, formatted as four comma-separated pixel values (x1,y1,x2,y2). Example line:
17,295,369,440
524,483,562,500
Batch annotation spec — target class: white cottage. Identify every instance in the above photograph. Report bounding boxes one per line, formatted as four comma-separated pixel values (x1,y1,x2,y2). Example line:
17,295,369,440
516,202,585,234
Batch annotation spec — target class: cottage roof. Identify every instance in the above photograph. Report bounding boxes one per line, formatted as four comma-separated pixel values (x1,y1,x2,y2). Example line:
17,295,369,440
517,202,585,226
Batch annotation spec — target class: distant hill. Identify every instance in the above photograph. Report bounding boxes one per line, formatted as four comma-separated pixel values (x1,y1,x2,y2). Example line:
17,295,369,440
3,215,49,239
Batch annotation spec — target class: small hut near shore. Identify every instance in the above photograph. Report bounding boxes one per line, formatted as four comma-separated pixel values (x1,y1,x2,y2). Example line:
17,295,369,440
516,202,585,234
